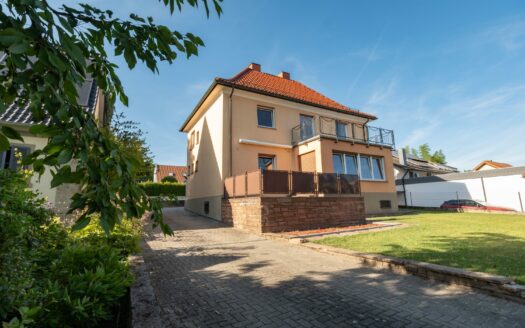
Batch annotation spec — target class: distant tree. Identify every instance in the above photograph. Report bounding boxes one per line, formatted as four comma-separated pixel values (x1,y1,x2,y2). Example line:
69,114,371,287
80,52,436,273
404,144,447,164
161,176,177,183
111,113,154,183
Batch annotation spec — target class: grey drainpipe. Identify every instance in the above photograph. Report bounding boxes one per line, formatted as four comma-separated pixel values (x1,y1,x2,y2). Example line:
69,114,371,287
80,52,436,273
401,169,409,206
229,87,235,177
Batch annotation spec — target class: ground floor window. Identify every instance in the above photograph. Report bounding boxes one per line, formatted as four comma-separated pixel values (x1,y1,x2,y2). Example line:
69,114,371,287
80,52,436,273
258,155,275,170
0,145,31,170
333,152,385,181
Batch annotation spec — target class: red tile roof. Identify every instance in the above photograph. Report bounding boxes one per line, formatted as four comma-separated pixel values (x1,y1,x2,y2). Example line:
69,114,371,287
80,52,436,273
215,65,376,120
473,160,512,171
155,165,187,183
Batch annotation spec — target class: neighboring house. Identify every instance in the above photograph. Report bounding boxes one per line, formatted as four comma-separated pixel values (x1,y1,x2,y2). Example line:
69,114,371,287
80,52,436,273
396,166,525,212
0,78,110,213
180,62,398,225
473,160,512,171
154,164,187,183
393,148,458,179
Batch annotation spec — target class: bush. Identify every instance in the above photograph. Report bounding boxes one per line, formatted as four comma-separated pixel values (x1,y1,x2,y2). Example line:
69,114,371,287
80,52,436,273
161,175,177,183
0,169,141,327
139,181,185,197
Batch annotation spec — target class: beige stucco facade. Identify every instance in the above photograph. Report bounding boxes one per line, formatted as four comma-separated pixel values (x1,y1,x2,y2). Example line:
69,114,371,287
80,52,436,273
183,84,398,218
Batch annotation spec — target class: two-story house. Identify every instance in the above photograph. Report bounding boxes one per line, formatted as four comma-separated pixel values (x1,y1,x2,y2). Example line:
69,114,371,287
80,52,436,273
180,63,397,229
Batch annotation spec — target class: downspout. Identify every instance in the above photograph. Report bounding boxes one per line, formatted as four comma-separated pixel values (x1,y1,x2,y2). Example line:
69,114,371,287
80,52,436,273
401,169,409,207
229,87,235,177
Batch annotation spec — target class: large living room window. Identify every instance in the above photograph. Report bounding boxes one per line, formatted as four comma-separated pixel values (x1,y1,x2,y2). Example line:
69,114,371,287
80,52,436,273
257,107,274,128
333,152,385,181
332,153,358,175
258,155,275,170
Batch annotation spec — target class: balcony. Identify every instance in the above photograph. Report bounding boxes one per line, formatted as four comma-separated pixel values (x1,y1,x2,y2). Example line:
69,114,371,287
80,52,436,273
291,116,395,148
224,169,360,198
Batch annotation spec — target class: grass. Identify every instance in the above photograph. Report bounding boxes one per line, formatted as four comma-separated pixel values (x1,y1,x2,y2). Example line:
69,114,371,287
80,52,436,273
314,211,525,284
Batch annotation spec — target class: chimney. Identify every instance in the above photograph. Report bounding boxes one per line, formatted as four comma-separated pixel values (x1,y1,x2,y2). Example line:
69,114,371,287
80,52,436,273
278,71,290,79
248,63,261,71
399,148,408,166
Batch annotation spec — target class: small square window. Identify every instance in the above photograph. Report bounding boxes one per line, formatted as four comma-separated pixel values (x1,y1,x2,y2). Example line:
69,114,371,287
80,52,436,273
257,107,274,128
258,155,275,170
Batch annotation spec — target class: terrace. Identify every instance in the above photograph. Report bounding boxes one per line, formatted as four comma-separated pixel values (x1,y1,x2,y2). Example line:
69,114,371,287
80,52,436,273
291,116,395,148
222,170,366,233
223,169,361,198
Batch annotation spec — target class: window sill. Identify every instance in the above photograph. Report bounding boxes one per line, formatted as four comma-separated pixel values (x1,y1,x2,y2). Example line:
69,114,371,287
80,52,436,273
360,179,388,182
257,125,276,130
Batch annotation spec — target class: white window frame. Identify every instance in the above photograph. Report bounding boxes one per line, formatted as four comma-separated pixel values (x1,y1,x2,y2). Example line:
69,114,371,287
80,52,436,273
333,152,386,182
336,120,347,139
257,106,275,128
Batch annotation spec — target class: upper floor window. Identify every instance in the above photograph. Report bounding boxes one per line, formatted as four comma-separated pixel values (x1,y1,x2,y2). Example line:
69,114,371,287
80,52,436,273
257,107,274,128
258,155,275,170
1,145,31,170
336,121,347,139
196,131,200,145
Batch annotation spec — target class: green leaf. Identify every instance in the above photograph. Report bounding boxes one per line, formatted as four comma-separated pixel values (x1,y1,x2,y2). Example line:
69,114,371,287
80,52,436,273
57,149,73,164
0,133,9,151
0,28,26,46
1,126,24,142
8,41,29,54
71,214,91,231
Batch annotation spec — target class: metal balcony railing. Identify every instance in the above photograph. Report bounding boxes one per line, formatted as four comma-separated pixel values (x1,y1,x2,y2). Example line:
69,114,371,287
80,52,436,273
224,169,361,198
291,116,395,148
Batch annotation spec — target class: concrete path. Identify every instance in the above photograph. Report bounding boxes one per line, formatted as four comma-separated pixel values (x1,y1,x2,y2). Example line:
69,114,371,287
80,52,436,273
142,208,525,327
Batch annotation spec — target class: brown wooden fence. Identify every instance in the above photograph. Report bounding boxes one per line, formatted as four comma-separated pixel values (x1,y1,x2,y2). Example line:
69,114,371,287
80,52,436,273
224,170,360,198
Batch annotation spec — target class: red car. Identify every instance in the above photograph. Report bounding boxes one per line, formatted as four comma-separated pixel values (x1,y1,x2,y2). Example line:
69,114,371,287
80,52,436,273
440,199,515,212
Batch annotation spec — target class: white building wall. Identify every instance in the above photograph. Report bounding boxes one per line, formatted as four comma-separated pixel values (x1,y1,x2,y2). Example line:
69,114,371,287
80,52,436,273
398,174,525,211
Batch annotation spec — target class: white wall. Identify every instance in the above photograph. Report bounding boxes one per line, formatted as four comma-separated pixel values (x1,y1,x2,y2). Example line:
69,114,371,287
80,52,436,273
398,174,525,211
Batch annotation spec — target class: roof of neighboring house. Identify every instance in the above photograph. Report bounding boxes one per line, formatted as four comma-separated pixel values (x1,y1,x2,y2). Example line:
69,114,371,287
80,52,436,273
396,165,525,185
155,164,187,183
473,160,512,171
180,63,376,131
0,78,99,126
392,150,458,175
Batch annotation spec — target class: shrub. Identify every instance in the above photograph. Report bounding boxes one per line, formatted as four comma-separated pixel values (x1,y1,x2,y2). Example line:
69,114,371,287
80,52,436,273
0,169,140,327
161,175,177,183
139,181,185,197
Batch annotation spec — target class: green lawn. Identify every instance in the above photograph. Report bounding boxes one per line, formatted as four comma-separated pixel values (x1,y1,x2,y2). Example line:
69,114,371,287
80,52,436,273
314,211,525,284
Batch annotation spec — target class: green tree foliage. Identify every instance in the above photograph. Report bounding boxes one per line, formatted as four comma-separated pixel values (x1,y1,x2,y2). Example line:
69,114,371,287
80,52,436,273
111,112,155,183
404,143,447,164
161,175,178,183
0,0,222,234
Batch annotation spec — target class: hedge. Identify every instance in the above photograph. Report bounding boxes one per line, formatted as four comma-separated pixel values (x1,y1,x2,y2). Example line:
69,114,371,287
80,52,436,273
139,182,185,197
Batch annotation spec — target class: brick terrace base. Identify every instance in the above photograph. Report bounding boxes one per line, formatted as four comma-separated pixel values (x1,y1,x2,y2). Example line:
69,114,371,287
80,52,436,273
222,196,366,234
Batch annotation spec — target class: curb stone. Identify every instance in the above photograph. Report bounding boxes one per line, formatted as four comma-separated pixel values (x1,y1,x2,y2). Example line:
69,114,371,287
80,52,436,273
129,254,164,328
302,242,525,304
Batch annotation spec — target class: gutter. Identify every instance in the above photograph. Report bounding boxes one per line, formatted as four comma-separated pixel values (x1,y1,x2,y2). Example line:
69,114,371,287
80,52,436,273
229,87,235,177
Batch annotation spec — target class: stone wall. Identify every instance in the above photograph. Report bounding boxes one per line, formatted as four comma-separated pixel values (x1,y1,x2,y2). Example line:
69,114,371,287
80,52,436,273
222,196,366,234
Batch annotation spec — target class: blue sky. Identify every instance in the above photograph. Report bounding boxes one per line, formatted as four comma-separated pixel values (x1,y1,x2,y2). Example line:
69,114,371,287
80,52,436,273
71,0,525,170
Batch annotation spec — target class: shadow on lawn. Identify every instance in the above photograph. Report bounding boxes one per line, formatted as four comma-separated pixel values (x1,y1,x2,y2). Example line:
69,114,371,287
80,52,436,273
139,229,525,326
381,232,525,283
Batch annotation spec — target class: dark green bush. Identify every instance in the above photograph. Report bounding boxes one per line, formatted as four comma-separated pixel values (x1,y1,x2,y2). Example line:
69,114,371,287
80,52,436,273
161,175,177,183
139,181,185,197
0,169,141,327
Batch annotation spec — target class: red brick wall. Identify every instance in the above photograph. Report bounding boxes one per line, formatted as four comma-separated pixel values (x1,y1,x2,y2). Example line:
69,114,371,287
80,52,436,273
222,196,366,234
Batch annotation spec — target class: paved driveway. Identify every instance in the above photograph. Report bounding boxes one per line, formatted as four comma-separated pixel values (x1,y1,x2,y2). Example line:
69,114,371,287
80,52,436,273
142,208,525,327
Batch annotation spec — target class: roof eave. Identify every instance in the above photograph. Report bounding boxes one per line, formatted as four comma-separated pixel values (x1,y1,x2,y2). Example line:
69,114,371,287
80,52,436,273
215,80,377,120
179,81,219,132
